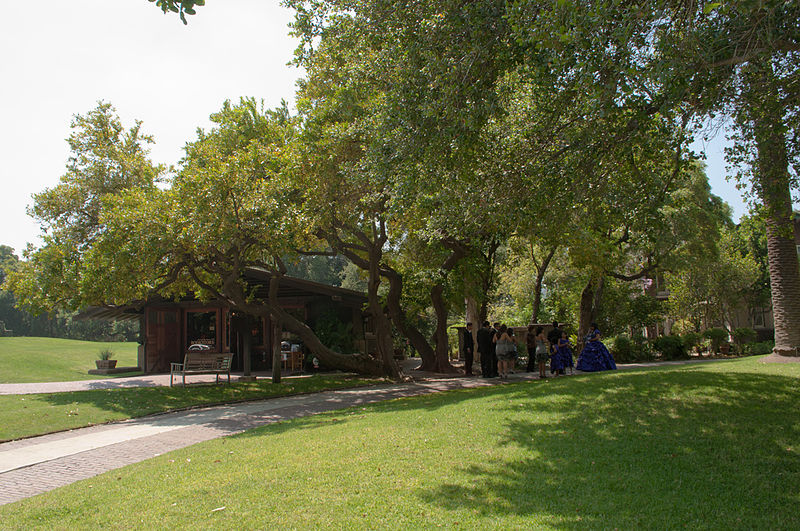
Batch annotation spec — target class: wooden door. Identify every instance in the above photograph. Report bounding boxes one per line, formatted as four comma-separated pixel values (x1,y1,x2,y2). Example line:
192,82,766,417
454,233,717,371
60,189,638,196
145,309,181,373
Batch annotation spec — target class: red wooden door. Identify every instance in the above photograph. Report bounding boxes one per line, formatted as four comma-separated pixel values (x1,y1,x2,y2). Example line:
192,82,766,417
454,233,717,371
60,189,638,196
145,309,181,372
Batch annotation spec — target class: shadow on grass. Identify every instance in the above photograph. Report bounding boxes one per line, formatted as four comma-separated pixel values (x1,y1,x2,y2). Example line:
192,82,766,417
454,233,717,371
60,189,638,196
32,375,382,422
226,382,503,439
412,369,800,528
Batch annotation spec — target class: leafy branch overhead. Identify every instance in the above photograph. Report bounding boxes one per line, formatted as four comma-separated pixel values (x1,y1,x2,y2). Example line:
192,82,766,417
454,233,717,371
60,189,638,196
148,0,204,24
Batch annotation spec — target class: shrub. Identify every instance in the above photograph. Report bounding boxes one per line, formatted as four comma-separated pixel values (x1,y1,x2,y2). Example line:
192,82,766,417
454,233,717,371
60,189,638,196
97,348,115,360
743,341,774,356
733,327,757,345
681,332,703,352
653,335,688,360
703,328,729,353
609,335,656,363
631,333,656,362
610,335,633,363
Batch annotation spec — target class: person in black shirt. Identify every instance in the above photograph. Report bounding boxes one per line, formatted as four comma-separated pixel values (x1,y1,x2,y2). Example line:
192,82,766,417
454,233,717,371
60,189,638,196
463,322,475,376
477,321,496,378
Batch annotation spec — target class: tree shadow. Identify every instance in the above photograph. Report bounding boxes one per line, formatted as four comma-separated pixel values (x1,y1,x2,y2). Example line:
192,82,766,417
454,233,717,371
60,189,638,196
416,370,800,528
33,375,381,422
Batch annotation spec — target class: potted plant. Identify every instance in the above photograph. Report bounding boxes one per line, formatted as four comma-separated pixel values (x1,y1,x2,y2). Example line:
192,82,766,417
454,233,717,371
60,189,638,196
95,348,117,370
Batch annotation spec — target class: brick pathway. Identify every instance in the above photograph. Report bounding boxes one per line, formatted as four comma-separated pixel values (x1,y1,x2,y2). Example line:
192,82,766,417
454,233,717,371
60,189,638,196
0,357,728,506
0,376,511,506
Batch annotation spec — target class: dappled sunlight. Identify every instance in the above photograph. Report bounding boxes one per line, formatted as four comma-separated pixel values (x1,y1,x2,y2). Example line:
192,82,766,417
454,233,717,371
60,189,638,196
416,366,800,527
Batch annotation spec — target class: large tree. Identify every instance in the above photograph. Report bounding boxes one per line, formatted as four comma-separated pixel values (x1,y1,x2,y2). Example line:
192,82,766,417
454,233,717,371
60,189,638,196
8,100,395,377
507,0,800,354
6,102,164,315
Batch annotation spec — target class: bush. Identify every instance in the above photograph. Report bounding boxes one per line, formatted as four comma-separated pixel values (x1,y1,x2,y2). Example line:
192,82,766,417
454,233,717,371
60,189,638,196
609,335,656,363
703,327,729,353
743,341,774,356
733,327,757,345
610,335,633,363
681,332,703,352
653,335,688,360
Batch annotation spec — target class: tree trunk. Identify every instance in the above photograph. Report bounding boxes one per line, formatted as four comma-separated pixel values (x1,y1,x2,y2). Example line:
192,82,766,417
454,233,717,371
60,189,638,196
230,276,388,377
364,246,403,377
465,295,480,361
315,223,404,377
530,245,557,324
271,315,282,384
746,63,800,356
429,284,457,372
383,267,436,365
478,239,500,323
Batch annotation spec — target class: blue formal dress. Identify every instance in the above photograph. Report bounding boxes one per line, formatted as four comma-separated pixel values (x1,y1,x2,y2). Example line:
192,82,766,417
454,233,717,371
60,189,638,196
550,343,565,373
576,330,617,372
557,338,574,370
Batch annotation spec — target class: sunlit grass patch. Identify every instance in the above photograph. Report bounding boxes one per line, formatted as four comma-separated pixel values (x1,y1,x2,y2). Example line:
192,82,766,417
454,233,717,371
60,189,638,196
0,337,140,383
2,356,798,528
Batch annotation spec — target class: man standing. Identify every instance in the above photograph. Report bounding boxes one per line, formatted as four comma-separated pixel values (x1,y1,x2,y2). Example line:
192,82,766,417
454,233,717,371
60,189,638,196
477,321,495,378
463,322,475,376
547,321,564,375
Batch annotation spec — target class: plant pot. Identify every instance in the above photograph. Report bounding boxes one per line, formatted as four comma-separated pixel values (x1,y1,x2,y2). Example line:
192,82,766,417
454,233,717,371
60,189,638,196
95,359,117,369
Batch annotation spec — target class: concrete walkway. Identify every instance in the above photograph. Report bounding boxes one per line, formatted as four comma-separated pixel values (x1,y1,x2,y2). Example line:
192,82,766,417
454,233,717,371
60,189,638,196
0,357,727,506
0,371,277,395
0,372,526,506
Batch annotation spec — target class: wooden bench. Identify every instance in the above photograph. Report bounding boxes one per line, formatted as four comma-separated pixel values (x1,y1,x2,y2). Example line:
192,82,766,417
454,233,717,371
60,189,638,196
170,352,234,387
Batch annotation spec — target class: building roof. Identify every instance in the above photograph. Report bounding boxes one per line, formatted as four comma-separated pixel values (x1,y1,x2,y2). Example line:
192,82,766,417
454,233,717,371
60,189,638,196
77,270,367,322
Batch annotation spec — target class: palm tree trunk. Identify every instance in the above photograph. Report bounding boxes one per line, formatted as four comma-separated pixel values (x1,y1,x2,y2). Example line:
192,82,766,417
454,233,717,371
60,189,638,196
745,62,800,356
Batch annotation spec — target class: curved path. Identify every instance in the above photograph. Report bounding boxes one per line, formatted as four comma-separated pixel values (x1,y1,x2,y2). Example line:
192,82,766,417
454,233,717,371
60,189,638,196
0,374,511,505
0,357,725,506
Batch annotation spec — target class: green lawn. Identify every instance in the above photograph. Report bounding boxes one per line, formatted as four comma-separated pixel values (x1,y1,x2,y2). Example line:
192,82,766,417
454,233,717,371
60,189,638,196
0,337,140,383
3,356,799,529
0,374,382,441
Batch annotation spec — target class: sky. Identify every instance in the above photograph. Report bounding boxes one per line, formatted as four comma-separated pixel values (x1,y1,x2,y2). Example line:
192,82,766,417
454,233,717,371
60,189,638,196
0,0,751,257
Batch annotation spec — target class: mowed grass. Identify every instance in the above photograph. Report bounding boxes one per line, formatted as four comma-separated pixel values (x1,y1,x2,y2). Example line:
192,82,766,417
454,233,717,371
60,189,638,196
0,337,140,383
3,356,799,529
0,374,383,441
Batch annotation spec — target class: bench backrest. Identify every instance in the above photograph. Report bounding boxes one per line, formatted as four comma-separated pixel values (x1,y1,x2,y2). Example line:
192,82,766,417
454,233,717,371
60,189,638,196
183,352,233,371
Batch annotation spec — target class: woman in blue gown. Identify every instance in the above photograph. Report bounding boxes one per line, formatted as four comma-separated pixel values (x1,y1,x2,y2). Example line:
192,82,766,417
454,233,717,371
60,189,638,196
557,331,574,374
576,323,617,372
549,336,565,375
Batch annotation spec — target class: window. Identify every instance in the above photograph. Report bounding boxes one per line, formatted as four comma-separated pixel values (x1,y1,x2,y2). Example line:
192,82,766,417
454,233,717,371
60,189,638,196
187,311,217,349
751,307,766,328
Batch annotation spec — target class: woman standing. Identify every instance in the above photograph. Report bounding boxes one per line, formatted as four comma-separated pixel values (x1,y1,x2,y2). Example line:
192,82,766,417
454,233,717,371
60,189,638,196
576,323,617,372
494,325,517,379
557,331,574,375
534,326,549,379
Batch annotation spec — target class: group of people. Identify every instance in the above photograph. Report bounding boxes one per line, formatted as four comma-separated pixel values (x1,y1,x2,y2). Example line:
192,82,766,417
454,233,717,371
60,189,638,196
526,321,575,379
463,321,616,379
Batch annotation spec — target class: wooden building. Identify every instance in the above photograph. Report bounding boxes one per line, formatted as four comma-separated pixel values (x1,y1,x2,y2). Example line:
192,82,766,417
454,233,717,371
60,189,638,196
80,270,370,373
